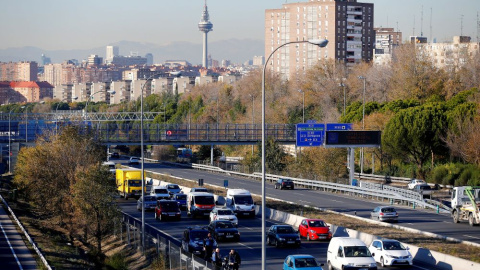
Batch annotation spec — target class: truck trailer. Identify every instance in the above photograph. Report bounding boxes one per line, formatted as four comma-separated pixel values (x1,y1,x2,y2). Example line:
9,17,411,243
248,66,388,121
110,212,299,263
116,169,144,200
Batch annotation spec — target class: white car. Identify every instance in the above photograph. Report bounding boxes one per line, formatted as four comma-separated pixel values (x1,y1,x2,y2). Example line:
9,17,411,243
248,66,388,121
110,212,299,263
129,157,141,165
209,207,238,227
368,239,413,267
150,186,170,200
407,179,426,189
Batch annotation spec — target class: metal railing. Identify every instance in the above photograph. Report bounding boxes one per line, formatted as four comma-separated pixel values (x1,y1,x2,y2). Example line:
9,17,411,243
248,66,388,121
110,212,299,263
119,211,212,270
166,162,451,213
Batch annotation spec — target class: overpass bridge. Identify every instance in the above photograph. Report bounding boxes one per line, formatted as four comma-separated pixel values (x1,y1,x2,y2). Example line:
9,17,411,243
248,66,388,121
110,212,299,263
0,112,296,146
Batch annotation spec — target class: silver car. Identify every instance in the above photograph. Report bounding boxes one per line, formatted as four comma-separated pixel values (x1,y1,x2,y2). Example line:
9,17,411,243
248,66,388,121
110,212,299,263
371,206,398,222
137,195,157,211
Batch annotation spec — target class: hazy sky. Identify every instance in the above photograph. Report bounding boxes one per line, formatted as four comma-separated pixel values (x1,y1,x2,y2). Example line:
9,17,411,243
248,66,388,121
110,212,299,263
0,0,478,50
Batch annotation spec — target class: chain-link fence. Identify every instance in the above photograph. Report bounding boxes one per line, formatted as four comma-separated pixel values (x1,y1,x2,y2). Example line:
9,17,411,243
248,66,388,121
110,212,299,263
115,212,213,270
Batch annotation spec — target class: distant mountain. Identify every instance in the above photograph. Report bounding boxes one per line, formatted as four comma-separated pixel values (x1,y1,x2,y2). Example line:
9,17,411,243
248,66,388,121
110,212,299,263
0,39,264,65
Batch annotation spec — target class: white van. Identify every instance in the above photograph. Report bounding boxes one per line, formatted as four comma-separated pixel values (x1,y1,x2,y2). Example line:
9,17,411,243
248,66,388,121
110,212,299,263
225,189,255,217
187,192,215,218
327,237,377,270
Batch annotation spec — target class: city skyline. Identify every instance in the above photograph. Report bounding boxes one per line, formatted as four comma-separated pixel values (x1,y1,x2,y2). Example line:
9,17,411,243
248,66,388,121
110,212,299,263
0,0,478,56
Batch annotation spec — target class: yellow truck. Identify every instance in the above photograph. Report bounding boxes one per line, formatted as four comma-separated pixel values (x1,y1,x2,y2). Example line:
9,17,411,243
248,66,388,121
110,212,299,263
116,169,145,200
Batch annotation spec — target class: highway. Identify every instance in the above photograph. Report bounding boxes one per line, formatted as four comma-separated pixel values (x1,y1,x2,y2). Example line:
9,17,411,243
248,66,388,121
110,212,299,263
115,159,480,269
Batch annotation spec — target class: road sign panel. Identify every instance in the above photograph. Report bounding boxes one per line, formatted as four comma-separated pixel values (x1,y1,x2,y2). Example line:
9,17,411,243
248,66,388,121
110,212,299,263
296,123,325,147
326,123,353,131
325,130,381,147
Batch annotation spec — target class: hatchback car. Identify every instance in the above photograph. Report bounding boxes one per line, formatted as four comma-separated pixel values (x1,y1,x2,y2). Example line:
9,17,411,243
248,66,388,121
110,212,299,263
129,157,140,165
172,193,187,210
267,224,301,248
368,239,413,267
209,207,238,227
283,254,324,270
136,195,157,211
371,206,399,222
165,183,181,195
298,219,332,241
154,200,181,221
407,179,426,189
150,186,171,200
207,220,240,242
275,179,295,190
181,226,217,256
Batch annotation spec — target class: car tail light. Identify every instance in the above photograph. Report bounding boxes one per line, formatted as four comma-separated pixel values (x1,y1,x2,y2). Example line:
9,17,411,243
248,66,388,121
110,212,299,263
380,212,384,216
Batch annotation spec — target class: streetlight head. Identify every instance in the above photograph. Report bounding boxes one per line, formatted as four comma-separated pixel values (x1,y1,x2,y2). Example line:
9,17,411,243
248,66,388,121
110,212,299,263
308,39,329,47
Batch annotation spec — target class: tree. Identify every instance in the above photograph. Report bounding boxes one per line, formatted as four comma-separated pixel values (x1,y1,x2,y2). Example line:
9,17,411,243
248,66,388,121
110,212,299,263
382,103,448,178
264,138,287,173
73,165,119,252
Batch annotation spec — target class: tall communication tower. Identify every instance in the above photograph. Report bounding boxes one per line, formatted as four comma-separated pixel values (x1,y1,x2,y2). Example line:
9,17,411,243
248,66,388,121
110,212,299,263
198,0,213,68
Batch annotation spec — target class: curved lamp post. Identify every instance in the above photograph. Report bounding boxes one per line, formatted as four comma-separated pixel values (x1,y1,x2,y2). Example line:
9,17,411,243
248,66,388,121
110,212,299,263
8,108,15,173
261,39,328,270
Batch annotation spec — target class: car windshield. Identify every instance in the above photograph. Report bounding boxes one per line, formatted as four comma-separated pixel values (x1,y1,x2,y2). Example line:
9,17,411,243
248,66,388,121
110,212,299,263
383,241,406,250
195,196,214,204
175,194,187,200
308,220,327,227
381,207,396,213
344,246,372,257
295,258,319,268
218,210,234,215
168,184,179,189
154,189,168,194
419,185,431,190
193,188,208,192
144,196,156,202
282,179,292,183
160,202,179,211
128,180,142,187
190,230,208,241
216,222,234,228
277,226,294,234
233,195,253,205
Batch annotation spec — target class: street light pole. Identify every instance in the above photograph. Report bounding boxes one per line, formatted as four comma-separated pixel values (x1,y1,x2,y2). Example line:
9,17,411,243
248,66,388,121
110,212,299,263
358,76,366,175
298,89,305,123
248,94,254,155
8,108,14,173
262,39,328,270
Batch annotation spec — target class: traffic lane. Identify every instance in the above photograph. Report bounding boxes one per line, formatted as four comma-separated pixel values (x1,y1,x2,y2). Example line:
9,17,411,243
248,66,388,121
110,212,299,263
119,200,432,270
144,164,480,244
0,222,23,270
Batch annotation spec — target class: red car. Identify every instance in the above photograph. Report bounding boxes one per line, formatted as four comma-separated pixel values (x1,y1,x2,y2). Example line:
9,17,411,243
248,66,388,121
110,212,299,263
298,219,332,241
154,200,181,221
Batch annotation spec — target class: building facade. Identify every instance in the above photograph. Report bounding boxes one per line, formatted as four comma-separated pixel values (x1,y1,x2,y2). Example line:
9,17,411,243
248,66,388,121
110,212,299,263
265,0,374,79
419,36,480,70
373,27,402,65
0,61,38,81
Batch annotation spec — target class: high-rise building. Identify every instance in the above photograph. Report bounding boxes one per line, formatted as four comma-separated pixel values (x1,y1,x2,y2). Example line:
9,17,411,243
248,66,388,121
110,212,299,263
373,27,402,65
106,46,119,64
87,55,103,66
265,0,374,79
0,61,38,81
198,0,213,68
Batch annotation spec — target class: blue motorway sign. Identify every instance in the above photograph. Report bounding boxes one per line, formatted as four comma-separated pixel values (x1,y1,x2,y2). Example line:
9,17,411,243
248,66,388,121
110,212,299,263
296,123,353,147
296,123,325,147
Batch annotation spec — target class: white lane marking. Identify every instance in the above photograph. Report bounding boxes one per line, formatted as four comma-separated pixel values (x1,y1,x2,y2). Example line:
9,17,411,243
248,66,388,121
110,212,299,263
0,221,23,270
237,242,254,249
464,235,480,240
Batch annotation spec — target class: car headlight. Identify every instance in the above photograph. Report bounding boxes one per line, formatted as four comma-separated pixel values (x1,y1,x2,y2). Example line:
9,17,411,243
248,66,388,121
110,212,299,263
278,237,285,241
370,263,377,267
347,263,354,266
236,206,240,210
310,229,316,233
218,233,224,235
385,254,394,258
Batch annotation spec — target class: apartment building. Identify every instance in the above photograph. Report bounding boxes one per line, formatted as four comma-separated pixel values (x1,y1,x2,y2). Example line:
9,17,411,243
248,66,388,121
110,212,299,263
419,36,480,70
373,27,402,65
0,61,38,81
9,81,53,102
265,0,374,79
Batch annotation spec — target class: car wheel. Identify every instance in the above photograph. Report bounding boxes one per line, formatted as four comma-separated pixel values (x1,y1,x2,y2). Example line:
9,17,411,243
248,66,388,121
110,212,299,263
154,212,158,220
159,213,163,221
291,187,294,190
380,256,385,267
266,237,271,246
275,185,277,189
327,261,333,270
275,239,280,248
307,233,310,241
469,213,475,226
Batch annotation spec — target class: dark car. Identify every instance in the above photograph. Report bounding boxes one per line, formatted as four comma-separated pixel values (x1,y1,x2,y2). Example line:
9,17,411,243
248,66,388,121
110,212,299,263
266,224,301,248
173,193,187,210
181,226,218,256
154,200,181,221
207,220,240,242
275,179,294,190
110,152,120,159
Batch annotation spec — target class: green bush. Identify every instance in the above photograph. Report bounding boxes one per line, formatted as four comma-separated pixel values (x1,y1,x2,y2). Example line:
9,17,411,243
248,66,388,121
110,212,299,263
428,163,480,186
105,252,128,270
430,166,449,184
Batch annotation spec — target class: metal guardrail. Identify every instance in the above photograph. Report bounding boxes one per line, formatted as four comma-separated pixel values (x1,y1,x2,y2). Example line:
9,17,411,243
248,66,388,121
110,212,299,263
0,194,52,270
169,162,451,213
